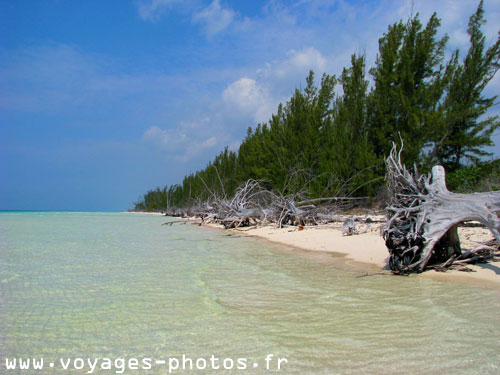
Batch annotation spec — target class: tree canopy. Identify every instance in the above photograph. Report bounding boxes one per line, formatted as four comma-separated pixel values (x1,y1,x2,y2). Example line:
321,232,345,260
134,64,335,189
135,1,500,212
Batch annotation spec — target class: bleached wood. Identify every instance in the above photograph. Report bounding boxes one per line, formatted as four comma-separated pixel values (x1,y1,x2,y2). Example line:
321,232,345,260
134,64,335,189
384,144,500,273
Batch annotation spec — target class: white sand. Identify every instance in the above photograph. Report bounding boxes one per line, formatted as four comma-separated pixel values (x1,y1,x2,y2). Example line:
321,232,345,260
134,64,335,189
124,211,165,215
240,224,388,268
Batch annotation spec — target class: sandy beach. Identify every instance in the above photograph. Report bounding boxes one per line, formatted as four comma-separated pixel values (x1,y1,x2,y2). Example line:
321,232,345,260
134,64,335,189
191,217,500,289
131,211,500,288
125,211,165,215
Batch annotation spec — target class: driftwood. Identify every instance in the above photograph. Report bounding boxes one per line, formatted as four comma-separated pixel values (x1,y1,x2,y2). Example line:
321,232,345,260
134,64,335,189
162,220,187,226
384,144,500,273
163,177,374,230
342,218,356,236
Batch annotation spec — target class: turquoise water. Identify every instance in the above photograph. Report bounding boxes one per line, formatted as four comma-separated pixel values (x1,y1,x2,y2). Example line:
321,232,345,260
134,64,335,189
1,212,499,374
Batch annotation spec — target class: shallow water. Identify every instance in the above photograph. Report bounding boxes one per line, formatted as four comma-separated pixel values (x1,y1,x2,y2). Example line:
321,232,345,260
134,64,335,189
1,212,499,374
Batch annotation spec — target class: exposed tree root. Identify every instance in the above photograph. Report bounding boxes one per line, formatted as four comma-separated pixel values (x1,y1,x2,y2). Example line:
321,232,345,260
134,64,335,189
384,144,500,274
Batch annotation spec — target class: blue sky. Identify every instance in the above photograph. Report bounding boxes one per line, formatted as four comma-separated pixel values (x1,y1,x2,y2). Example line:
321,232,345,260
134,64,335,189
1,0,499,211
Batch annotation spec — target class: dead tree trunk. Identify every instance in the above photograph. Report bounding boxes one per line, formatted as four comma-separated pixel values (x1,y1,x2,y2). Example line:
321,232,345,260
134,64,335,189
384,145,500,273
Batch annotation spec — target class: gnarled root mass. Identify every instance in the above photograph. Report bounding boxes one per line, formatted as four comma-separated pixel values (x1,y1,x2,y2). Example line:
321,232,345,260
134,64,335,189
384,144,500,274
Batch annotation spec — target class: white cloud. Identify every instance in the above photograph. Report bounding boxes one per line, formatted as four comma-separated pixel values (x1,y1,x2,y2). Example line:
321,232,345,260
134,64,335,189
137,0,236,37
222,77,274,124
136,0,183,21
273,47,327,79
262,0,297,27
142,125,173,147
142,120,224,161
288,47,326,71
192,0,235,36
220,46,332,126
201,136,217,148
222,78,264,111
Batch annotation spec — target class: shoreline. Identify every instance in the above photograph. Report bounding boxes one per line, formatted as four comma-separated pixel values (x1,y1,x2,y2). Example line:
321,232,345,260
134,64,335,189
176,216,500,290
124,211,165,215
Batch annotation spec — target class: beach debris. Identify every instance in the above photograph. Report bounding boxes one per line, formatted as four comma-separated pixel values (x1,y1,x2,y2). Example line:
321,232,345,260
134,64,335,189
341,217,372,236
384,143,500,274
342,218,355,236
163,177,375,231
162,220,188,226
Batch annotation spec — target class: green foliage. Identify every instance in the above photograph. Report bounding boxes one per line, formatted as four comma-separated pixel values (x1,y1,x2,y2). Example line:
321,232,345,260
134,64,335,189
427,0,500,171
134,2,500,210
319,54,379,196
134,187,168,211
368,12,449,167
446,159,500,193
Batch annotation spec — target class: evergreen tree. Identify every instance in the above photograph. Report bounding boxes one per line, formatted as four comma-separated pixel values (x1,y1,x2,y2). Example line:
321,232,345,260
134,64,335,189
320,54,378,196
428,0,500,171
369,13,448,166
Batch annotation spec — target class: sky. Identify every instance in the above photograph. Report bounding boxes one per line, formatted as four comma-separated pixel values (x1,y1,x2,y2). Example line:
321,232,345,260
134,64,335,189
1,0,499,211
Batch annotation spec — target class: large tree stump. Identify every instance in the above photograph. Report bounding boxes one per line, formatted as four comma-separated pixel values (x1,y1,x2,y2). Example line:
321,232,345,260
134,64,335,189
384,145,500,273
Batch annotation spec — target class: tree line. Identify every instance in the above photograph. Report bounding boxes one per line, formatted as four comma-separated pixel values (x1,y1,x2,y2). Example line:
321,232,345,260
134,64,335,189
134,1,500,212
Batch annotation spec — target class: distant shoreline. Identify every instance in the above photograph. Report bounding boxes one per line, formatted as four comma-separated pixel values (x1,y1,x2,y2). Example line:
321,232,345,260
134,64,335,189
124,211,165,215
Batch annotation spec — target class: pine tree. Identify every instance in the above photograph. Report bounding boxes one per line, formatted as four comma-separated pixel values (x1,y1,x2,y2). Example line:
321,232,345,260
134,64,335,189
319,54,378,196
368,13,448,166
429,0,500,171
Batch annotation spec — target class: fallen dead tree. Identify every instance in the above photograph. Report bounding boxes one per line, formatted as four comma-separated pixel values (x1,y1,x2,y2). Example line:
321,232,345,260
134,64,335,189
213,179,275,228
163,178,375,230
384,144,500,274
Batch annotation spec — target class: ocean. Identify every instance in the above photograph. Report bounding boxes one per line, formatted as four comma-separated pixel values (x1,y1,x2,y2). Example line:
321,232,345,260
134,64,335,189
1,212,499,374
